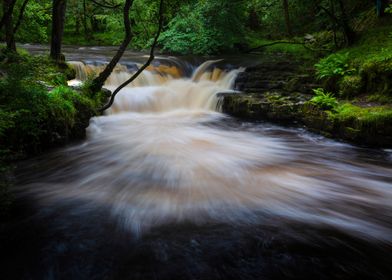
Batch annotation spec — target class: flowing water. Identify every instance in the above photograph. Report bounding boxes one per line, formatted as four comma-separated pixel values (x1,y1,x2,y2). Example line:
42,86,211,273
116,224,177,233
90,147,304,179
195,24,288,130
2,46,392,280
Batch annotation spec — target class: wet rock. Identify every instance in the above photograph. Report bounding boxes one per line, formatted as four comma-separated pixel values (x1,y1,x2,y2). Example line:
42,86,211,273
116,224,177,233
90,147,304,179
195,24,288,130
221,92,392,147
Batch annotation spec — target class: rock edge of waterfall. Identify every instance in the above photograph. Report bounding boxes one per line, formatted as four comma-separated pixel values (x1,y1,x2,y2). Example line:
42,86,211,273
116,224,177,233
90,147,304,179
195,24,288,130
221,58,392,148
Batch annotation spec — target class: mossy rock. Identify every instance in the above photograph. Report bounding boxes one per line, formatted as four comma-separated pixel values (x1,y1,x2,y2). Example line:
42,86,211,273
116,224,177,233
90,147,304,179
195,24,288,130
361,58,392,96
338,75,363,98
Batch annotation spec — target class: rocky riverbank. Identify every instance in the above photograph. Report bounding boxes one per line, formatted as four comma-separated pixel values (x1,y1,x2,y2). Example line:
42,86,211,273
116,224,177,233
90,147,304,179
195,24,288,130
221,56,392,148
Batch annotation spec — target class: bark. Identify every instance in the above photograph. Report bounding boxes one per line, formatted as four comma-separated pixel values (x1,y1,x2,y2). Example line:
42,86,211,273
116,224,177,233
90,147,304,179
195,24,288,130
13,0,30,34
337,0,355,46
82,0,89,39
0,0,16,31
282,0,292,37
99,0,165,111
329,0,338,48
50,0,67,62
2,0,17,51
376,0,387,17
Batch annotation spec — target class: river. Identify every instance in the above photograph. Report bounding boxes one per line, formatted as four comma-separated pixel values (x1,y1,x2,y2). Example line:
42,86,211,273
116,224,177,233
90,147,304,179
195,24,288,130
1,45,392,280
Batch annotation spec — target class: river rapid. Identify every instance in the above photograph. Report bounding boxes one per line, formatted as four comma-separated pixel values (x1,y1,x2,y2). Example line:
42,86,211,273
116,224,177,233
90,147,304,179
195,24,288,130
1,45,392,280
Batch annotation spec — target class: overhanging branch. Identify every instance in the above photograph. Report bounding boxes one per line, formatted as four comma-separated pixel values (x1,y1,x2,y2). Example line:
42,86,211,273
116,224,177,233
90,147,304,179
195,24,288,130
99,0,165,112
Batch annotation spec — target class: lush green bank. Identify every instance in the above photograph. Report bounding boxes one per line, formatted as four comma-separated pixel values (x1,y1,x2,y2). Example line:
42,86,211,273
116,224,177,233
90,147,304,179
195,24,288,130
222,92,392,147
223,21,392,148
0,49,108,215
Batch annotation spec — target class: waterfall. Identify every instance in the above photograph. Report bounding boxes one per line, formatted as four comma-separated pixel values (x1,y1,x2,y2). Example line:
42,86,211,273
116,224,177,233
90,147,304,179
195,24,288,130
68,59,243,113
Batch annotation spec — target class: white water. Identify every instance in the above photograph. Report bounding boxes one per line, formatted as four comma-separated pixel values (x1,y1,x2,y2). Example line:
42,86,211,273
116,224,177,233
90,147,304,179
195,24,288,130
19,60,392,239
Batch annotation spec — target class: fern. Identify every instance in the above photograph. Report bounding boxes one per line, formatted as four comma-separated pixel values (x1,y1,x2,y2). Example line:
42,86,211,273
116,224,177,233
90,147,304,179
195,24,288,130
310,88,338,110
315,52,355,79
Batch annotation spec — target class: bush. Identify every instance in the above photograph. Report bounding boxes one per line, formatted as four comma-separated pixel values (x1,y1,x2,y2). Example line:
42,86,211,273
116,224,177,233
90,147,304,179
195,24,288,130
315,52,354,79
309,88,338,110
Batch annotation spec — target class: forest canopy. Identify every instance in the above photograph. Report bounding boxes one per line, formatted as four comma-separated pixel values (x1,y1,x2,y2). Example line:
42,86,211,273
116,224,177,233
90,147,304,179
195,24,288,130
1,0,391,55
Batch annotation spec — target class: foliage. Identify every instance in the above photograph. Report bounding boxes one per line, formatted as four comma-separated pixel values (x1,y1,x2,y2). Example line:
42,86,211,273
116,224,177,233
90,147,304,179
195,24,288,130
159,0,246,54
309,88,338,110
15,1,52,43
386,4,392,14
315,52,354,79
0,51,98,157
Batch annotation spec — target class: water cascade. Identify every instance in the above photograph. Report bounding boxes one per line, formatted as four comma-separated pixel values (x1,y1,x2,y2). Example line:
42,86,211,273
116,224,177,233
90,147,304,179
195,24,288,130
16,59,391,241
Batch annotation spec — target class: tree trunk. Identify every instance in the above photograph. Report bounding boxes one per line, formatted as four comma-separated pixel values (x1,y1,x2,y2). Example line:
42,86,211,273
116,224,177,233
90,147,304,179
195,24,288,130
282,0,292,37
376,0,387,17
337,0,355,46
2,0,17,52
89,0,134,93
329,0,338,48
50,0,67,62
13,0,30,34
99,0,164,111
82,0,89,39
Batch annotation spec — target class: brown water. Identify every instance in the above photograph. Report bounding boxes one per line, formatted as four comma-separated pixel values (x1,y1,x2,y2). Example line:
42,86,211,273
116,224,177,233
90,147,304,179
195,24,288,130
2,46,392,280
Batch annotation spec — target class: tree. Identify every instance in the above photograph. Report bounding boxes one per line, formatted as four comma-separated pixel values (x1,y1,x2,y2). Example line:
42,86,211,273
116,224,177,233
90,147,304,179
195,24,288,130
89,0,134,93
2,0,17,51
282,0,292,37
1,0,30,52
89,0,164,112
336,0,355,46
50,0,67,61
159,0,246,54
376,0,388,17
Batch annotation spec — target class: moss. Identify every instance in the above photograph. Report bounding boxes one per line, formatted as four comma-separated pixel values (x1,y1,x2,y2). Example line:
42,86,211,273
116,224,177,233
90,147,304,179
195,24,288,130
333,103,392,126
339,75,363,98
367,94,391,104
222,92,392,147
0,50,105,157
361,57,392,96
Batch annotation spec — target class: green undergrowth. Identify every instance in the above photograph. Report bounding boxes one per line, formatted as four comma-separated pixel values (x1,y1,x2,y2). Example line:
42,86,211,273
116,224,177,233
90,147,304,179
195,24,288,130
332,103,392,125
307,88,392,129
0,49,104,160
315,23,392,100
0,50,108,216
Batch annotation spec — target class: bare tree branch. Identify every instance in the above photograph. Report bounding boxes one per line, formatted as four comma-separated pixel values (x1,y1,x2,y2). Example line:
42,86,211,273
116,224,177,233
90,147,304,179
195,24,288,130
245,40,330,54
246,41,304,53
89,0,121,9
100,0,164,112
